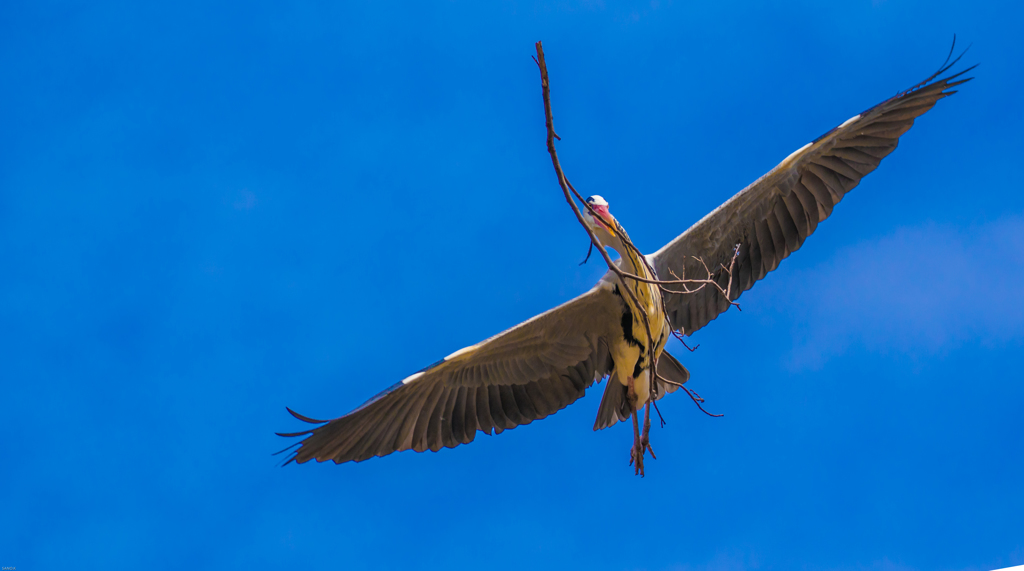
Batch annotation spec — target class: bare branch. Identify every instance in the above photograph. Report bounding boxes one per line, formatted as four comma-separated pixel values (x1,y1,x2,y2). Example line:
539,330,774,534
533,42,658,392
533,41,729,473
534,43,620,282
536,42,666,476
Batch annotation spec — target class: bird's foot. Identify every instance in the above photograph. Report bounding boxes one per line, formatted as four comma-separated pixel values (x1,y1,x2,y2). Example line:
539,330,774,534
629,437,647,477
641,402,656,461
641,432,656,461
628,430,656,476
626,435,643,476
628,401,656,476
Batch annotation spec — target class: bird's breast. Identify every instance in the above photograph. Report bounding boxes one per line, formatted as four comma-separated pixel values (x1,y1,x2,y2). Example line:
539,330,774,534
613,278,669,371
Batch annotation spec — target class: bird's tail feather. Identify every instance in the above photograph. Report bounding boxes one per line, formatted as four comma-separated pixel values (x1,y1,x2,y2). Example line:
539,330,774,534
593,375,629,431
656,351,689,395
592,351,690,431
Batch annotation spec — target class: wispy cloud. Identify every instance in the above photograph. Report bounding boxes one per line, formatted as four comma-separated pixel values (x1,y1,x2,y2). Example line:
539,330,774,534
854,558,918,571
233,189,257,210
764,215,1024,370
665,550,761,571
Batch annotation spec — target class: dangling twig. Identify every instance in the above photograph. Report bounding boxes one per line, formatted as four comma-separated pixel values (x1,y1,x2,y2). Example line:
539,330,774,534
579,240,594,265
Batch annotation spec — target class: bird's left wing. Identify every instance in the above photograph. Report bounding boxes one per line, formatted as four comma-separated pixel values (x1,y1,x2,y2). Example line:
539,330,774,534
278,284,623,464
650,59,974,336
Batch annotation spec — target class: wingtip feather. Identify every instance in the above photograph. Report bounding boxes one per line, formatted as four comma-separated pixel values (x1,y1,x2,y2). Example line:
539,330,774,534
286,406,329,424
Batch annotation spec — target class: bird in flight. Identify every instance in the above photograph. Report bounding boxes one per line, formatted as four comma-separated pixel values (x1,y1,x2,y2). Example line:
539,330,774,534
277,46,973,475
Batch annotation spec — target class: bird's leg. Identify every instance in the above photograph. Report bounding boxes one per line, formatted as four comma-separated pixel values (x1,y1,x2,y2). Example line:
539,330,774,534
627,377,645,477
641,401,656,460
630,409,644,477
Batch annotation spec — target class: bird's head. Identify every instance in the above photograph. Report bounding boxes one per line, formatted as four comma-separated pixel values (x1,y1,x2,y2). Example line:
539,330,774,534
584,195,616,239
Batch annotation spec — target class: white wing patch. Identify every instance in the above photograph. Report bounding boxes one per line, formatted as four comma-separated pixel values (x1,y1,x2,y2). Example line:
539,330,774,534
838,114,861,129
401,372,425,385
782,142,813,166
444,344,479,361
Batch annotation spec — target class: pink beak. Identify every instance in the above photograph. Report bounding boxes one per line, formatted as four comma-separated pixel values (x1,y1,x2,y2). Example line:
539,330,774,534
590,204,614,232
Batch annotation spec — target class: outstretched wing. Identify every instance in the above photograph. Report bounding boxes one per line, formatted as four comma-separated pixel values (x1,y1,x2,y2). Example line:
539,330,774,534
278,284,623,464
650,56,974,336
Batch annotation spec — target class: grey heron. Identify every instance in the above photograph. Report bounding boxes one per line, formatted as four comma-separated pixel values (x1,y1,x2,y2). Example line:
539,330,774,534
277,49,973,475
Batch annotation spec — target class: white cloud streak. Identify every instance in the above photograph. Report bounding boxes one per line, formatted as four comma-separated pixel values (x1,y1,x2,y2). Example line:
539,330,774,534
764,215,1024,370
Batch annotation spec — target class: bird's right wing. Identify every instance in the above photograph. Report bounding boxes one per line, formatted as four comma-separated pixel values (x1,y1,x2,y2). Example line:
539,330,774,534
650,54,974,336
278,283,624,464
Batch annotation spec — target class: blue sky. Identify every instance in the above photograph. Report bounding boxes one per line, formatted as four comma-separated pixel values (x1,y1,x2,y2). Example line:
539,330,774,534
2,1,1022,570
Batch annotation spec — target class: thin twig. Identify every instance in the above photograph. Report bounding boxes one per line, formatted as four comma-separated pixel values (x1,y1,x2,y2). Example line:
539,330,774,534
681,386,724,417
579,240,593,265
672,330,700,352
651,399,666,428
653,370,722,417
